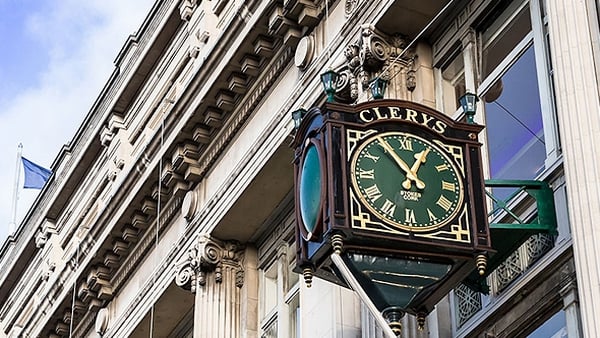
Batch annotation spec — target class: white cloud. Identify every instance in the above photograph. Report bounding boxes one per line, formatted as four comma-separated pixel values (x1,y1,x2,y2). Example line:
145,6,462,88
0,0,154,243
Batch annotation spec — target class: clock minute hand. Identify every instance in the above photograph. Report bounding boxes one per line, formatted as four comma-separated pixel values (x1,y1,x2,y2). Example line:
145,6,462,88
402,148,430,190
376,136,426,189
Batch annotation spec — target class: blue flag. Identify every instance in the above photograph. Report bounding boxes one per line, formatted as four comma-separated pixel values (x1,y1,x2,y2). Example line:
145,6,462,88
22,157,52,189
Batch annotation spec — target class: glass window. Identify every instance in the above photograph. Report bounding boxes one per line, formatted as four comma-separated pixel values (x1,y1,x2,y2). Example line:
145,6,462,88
483,45,546,179
259,242,301,338
478,1,556,180
440,50,466,115
526,310,567,338
481,3,532,78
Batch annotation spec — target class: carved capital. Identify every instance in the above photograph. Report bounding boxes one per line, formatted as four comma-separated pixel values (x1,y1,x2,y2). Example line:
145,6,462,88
336,24,416,103
175,235,245,293
559,260,578,307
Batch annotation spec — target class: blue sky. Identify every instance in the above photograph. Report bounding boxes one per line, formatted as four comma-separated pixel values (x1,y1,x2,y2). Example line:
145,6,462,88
0,0,154,244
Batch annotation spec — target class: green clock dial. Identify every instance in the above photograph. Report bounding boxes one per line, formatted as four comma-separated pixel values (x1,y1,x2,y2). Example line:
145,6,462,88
298,142,323,240
350,131,464,232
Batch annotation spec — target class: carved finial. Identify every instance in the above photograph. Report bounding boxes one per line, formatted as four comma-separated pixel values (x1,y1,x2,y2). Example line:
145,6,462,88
382,307,405,336
476,253,488,276
416,312,426,331
331,234,344,254
303,267,314,288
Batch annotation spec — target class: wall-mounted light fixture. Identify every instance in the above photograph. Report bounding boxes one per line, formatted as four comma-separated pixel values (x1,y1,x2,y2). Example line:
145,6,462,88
320,69,339,103
459,92,479,124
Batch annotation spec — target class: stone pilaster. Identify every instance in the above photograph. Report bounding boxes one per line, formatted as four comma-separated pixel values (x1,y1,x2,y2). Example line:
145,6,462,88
546,1,600,336
175,234,246,338
560,261,583,338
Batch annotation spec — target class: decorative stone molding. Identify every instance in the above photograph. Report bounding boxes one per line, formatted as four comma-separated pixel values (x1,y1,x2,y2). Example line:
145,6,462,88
175,234,245,293
95,308,109,335
345,0,360,17
181,190,198,221
336,24,416,103
179,0,197,21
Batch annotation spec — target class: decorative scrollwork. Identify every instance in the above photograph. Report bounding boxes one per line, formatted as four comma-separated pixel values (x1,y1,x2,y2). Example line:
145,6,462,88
454,283,482,327
175,263,197,293
336,23,416,103
174,234,246,292
345,0,359,17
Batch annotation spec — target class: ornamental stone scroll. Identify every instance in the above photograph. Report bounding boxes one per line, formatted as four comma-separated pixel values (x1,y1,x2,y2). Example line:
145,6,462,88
334,24,417,103
175,234,245,293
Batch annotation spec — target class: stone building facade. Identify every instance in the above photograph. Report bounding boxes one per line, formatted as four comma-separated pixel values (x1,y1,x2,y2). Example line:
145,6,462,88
0,0,598,337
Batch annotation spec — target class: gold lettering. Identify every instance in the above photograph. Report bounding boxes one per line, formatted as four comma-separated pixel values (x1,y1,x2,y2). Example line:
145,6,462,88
364,185,382,202
437,195,453,211
427,208,437,222
397,137,413,151
435,164,449,172
420,113,435,128
381,199,397,216
389,106,401,118
359,109,374,123
441,181,455,191
405,109,419,123
373,107,386,120
405,208,416,223
358,169,375,179
363,151,379,162
433,120,447,134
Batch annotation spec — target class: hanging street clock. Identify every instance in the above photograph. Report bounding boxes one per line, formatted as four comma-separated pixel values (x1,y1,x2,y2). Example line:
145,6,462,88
292,99,492,321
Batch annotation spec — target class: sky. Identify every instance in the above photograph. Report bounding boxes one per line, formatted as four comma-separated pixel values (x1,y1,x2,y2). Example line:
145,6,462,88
0,0,155,244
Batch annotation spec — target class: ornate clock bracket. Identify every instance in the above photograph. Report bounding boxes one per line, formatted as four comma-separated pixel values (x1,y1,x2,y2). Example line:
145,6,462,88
335,24,417,103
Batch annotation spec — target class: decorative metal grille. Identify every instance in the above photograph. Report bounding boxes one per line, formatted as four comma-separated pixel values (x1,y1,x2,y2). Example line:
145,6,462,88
454,283,482,327
454,233,555,329
495,249,524,291
526,233,554,267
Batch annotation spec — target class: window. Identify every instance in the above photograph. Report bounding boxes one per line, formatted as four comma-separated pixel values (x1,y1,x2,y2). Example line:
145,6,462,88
526,310,567,338
259,241,300,338
439,49,466,116
478,0,559,180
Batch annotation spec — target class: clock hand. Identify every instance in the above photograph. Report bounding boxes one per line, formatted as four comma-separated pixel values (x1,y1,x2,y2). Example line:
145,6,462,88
402,148,430,190
375,136,426,189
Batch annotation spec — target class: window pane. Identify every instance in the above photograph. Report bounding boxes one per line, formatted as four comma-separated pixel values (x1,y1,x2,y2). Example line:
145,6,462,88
482,4,532,77
441,51,465,115
526,310,567,338
484,45,545,179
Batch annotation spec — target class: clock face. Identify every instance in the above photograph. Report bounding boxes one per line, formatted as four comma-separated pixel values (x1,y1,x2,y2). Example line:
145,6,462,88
298,141,324,240
350,131,464,232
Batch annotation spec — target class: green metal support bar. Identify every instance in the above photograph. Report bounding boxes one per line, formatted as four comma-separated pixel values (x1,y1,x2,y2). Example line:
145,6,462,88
464,179,558,293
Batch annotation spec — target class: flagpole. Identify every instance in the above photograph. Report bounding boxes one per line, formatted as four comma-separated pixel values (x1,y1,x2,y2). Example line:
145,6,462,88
9,143,23,235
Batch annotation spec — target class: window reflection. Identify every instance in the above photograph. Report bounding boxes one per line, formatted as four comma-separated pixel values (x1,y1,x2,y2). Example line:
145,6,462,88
526,310,567,338
484,45,545,179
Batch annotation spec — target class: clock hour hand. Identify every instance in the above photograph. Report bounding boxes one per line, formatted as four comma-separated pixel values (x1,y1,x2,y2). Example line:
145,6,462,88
402,148,430,190
376,136,426,190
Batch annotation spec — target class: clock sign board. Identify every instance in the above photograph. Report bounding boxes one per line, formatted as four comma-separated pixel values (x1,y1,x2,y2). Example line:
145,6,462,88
292,100,492,317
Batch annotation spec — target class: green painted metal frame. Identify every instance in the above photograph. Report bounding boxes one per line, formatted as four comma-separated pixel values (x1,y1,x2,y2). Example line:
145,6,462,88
464,179,558,293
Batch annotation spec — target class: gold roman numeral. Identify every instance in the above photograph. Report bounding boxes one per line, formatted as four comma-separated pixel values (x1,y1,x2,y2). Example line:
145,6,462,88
397,137,413,151
435,164,449,172
358,169,375,179
380,199,396,216
364,184,382,203
363,151,380,162
405,208,416,223
441,181,455,191
436,195,453,211
427,208,437,222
